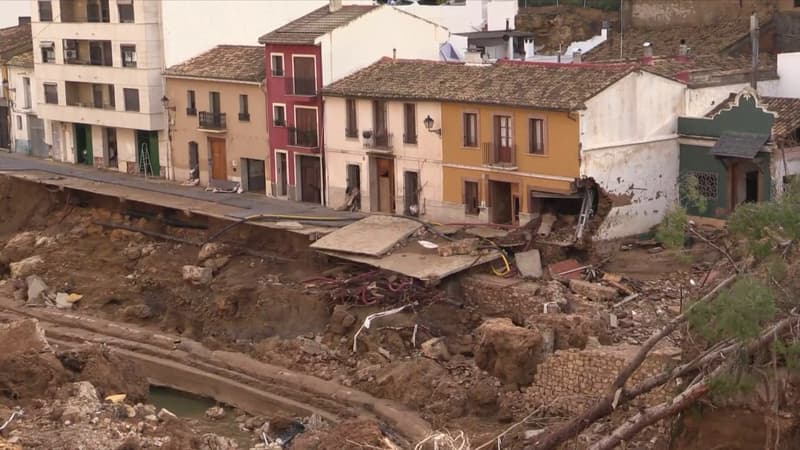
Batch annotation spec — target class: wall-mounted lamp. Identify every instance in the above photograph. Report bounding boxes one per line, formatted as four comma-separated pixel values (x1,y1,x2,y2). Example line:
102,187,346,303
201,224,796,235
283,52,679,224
160,95,175,111
423,115,441,136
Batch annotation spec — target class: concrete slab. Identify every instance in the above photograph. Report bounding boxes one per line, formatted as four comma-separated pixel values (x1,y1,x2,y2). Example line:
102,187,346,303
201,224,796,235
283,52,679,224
433,225,462,236
311,215,422,257
322,250,501,282
515,249,543,278
465,227,508,239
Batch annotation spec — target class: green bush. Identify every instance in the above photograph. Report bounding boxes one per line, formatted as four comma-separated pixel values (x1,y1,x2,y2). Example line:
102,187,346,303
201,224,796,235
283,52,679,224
688,277,776,343
655,207,688,250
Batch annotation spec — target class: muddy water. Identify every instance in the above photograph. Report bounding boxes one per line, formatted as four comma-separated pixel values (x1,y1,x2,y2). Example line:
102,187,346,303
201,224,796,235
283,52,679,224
148,386,256,447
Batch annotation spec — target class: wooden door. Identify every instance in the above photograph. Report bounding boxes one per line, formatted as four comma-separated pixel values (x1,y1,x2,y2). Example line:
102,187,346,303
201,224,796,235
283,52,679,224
376,157,395,213
209,138,227,180
299,155,321,203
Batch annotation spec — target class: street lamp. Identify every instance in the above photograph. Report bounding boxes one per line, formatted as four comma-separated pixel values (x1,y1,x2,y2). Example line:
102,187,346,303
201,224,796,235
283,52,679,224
423,115,441,136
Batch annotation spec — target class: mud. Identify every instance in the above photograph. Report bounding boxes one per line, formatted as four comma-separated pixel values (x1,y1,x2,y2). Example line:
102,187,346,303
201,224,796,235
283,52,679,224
0,174,760,448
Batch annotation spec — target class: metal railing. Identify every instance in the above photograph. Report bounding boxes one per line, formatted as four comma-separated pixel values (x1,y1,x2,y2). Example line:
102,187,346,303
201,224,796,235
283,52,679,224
289,127,318,148
364,132,393,151
198,111,226,130
482,142,517,167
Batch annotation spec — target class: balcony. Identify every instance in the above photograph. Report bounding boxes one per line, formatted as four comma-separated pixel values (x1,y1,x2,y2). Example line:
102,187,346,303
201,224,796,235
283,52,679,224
63,40,112,66
65,81,115,110
364,131,393,151
286,77,317,96
288,127,318,148
483,142,517,169
60,0,110,23
198,112,226,131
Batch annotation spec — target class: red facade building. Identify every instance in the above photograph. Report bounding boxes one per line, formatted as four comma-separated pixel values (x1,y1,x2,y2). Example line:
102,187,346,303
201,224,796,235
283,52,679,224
259,4,377,204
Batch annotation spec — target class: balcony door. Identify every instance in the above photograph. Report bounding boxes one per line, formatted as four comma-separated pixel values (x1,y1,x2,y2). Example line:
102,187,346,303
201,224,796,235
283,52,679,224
493,115,512,163
209,92,221,115
292,56,316,95
373,100,388,147
294,107,318,147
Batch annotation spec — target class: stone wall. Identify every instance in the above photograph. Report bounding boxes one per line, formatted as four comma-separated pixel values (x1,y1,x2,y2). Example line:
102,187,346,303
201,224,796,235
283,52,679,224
776,12,800,53
526,344,680,414
626,0,778,29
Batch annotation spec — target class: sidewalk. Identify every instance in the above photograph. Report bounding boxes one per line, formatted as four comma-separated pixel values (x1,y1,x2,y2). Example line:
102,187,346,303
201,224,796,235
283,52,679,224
0,152,362,232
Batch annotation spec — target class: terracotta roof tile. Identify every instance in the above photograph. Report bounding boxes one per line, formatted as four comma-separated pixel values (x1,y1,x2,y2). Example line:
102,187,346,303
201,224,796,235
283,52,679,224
258,5,378,45
585,19,754,61
593,53,779,86
7,50,33,68
322,58,634,111
165,45,265,82
709,94,800,139
0,22,31,61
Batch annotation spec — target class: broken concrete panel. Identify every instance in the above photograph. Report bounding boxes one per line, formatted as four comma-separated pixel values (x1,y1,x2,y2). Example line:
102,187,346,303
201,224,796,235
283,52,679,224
10,255,44,279
538,213,557,236
569,279,618,302
26,275,49,303
515,249,543,278
475,318,545,386
321,250,501,282
182,265,213,285
310,215,422,257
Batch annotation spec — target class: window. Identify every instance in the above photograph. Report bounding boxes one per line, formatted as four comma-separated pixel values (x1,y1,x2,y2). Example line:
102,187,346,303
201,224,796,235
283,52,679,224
688,171,718,200
22,77,31,109
41,43,55,63
465,181,480,215
16,116,22,130
273,104,286,126
38,1,52,21
239,94,249,121
271,54,284,77
123,88,139,111
118,0,134,23
345,98,357,137
463,112,477,147
292,56,316,95
43,83,58,104
121,45,136,67
796,0,800,7
494,115,512,148
403,103,417,144
529,118,545,154
186,90,196,115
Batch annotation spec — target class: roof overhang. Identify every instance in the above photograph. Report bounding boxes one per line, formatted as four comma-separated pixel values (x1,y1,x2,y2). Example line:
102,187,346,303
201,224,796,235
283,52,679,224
163,74,263,86
710,131,770,159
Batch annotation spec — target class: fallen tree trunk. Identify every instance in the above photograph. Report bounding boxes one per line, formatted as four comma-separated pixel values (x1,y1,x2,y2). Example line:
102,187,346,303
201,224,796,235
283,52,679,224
589,313,799,449
531,274,737,450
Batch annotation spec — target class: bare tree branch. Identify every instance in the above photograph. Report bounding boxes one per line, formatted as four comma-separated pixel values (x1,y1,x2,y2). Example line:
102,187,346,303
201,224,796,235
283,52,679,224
531,274,737,450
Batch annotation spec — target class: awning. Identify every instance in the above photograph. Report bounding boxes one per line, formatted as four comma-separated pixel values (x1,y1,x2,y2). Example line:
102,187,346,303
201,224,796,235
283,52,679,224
710,131,770,159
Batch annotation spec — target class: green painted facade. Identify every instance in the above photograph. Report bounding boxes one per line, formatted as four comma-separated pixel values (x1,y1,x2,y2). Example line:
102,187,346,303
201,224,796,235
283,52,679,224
678,92,775,218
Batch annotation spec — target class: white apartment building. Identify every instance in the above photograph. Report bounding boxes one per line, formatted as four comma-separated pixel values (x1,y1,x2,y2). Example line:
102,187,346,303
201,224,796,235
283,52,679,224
7,50,49,158
31,0,167,176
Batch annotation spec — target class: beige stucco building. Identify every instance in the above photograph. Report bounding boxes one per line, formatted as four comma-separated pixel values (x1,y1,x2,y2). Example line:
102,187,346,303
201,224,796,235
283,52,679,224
165,45,269,193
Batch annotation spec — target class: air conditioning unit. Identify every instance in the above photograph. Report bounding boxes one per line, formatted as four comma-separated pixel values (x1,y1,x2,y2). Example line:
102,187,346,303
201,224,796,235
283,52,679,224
64,49,78,60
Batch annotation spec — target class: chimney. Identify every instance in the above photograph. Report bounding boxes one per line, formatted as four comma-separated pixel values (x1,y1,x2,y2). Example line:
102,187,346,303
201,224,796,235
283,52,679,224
329,0,342,13
572,49,582,64
506,18,510,31
601,20,609,39
18,16,31,25
642,42,653,64
392,48,396,60
750,13,759,90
